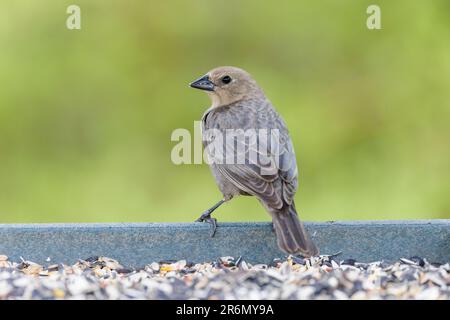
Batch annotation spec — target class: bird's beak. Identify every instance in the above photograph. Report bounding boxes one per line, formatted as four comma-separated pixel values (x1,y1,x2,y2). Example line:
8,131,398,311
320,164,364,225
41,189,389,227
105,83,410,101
189,74,215,92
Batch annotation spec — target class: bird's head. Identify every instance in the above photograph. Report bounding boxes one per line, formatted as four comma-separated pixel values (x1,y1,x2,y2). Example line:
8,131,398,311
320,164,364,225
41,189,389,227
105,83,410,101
189,66,264,108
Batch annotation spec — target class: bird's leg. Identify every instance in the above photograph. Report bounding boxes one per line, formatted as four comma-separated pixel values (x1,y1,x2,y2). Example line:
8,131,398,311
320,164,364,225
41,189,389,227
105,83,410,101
195,199,225,237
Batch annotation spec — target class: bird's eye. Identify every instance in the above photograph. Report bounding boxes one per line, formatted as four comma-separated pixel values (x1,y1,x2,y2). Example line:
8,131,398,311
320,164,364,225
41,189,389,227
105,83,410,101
221,75,232,84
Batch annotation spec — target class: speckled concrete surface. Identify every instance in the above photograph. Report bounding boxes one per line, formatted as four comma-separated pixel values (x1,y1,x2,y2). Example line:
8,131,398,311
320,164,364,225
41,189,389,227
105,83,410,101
0,220,449,267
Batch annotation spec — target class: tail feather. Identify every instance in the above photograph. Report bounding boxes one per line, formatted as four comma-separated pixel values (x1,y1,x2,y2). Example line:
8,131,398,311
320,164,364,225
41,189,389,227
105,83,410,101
272,204,319,257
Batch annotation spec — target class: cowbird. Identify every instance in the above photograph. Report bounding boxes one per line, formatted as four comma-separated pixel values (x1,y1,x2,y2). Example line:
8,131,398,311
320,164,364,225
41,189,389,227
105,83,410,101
189,66,319,257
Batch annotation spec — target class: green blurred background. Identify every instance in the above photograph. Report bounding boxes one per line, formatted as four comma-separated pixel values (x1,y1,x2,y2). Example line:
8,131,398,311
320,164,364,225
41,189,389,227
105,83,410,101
0,1,448,223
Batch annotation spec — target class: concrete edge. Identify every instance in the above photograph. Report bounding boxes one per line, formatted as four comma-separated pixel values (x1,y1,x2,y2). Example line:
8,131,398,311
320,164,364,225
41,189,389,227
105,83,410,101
1,219,449,229
0,220,449,267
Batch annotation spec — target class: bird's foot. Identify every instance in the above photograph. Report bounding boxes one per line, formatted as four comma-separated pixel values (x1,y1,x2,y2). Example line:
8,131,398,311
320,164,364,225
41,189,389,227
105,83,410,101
195,211,218,237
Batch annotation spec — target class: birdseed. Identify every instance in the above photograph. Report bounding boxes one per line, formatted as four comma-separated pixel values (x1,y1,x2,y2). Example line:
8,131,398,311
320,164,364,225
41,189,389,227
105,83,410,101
0,254,448,300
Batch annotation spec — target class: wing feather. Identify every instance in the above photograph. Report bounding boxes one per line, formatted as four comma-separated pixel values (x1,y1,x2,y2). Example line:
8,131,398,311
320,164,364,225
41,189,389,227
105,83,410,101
203,102,299,209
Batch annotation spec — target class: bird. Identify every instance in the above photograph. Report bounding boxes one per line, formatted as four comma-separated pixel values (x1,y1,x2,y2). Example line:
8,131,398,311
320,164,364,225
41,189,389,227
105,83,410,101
189,66,319,257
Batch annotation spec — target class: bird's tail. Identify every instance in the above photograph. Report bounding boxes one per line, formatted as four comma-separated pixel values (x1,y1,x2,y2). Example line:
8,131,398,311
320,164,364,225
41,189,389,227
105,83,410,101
271,203,319,257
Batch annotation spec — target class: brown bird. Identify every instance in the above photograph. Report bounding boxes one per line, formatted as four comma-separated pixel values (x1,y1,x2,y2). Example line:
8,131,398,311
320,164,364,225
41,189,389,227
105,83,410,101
189,66,319,257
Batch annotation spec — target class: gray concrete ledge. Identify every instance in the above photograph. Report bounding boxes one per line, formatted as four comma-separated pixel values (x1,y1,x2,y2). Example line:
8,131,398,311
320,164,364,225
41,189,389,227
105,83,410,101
0,220,449,267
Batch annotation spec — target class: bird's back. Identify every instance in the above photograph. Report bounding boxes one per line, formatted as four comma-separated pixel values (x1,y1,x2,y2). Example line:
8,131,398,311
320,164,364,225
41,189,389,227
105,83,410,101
203,98,286,131
202,98,299,209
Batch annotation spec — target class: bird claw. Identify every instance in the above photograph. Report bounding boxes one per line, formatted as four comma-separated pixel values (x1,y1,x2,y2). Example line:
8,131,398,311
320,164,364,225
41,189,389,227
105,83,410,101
195,212,218,237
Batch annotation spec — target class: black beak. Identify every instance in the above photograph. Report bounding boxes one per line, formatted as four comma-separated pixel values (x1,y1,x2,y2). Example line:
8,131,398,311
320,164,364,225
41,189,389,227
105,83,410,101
189,74,215,92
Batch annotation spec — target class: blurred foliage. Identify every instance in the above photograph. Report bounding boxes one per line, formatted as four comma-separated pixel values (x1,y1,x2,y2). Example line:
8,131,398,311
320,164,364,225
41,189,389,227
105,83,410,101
0,1,448,223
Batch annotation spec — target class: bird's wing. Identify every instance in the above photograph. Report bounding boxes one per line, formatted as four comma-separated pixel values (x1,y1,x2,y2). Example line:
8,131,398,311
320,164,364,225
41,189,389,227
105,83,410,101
278,133,298,206
211,121,298,210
